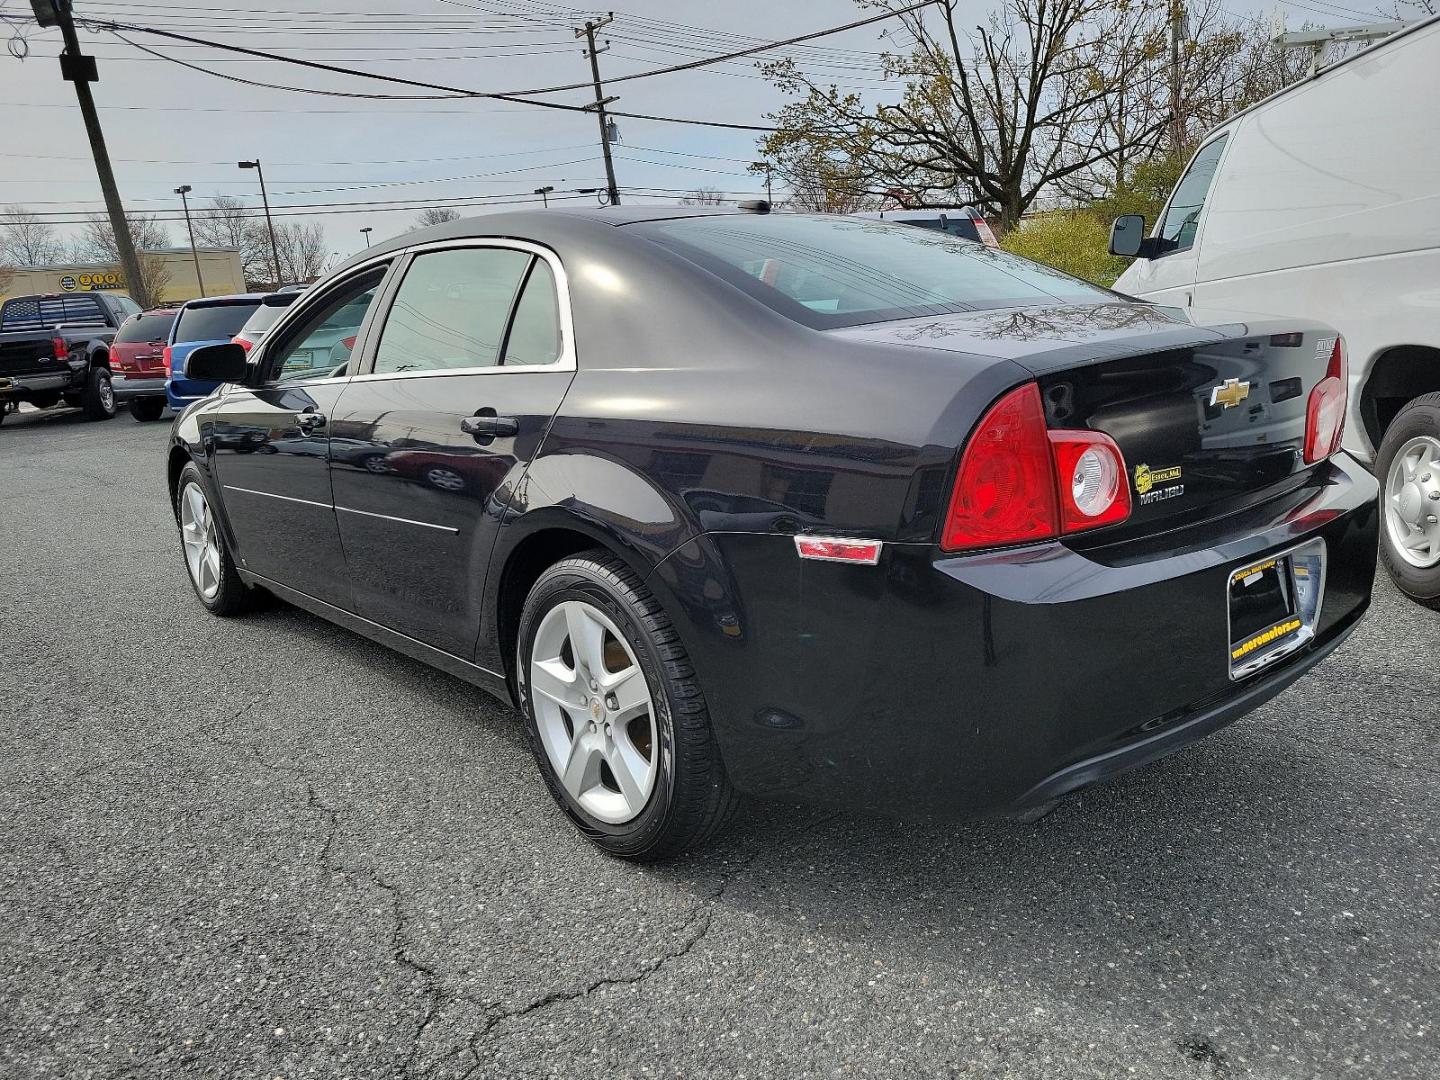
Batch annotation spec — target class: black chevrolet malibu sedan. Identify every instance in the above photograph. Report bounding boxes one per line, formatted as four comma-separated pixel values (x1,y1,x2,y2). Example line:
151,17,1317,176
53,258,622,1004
168,208,1377,859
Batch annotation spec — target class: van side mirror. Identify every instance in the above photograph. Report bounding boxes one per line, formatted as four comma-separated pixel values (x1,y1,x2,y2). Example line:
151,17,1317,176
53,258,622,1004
185,342,249,383
1109,215,1147,257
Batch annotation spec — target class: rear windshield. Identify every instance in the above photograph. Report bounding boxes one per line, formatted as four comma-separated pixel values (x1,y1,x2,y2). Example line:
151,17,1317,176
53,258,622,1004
633,214,1110,329
898,216,981,241
113,312,176,343
238,301,293,335
0,294,107,332
173,301,261,343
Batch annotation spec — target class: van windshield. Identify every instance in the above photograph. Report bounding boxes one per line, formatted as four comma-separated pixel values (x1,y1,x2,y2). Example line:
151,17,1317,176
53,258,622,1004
633,214,1109,329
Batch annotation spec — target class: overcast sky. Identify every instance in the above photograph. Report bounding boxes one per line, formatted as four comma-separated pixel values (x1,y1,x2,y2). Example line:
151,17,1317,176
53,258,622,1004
0,0,1375,264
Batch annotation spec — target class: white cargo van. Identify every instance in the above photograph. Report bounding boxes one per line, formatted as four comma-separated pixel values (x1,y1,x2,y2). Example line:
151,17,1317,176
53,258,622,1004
1110,16,1440,606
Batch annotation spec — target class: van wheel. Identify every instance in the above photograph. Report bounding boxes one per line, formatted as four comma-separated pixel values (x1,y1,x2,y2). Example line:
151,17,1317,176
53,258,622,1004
516,550,739,860
81,367,117,420
1377,393,1440,610
129,398,166,422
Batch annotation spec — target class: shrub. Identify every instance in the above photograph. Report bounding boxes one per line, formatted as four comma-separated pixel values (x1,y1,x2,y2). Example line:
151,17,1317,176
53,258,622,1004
1001,210,1130,287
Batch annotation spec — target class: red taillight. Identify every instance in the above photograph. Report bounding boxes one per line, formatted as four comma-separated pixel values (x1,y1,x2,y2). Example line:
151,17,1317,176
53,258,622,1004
233,336,253,353
162,344,173,376
341,335,357,351
1303,336,1347,464
52,336,67,361
1048,430,1131,531
941,382,1132,552
942,384,1058,551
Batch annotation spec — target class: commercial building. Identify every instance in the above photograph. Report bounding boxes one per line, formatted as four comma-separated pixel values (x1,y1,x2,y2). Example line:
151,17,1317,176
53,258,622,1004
0,247,245,305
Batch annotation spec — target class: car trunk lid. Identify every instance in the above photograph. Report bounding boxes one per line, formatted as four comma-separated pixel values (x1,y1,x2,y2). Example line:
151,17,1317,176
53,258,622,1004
830,301,1341,532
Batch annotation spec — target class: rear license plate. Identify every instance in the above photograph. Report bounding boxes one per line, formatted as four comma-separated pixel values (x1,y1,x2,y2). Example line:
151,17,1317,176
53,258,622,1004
1227,539,1326,680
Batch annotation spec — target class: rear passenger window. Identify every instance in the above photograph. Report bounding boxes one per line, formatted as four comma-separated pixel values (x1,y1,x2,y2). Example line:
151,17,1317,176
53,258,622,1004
374,247,531,374
502,259,562,367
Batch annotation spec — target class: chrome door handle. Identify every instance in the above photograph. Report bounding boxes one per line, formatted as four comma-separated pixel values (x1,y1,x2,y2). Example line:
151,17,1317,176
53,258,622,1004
460,414,519,438
296,410,327,434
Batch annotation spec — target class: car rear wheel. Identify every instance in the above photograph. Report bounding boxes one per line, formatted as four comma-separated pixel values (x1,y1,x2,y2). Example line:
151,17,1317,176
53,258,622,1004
81,367,117,420
129,398,166,422
516,550,738,860
1377,393,1440,610
175,464,251,616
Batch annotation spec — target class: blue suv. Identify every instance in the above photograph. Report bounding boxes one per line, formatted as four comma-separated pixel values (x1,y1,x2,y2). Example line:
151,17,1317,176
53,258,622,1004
165,293,267,412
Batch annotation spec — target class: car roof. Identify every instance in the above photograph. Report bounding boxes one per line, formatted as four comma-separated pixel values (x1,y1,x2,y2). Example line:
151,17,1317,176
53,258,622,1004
180,292,269,308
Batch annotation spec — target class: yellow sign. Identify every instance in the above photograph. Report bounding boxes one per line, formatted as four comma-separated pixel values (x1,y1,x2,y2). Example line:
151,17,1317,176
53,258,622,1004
1134,463,1182,496
1231,618,1302,660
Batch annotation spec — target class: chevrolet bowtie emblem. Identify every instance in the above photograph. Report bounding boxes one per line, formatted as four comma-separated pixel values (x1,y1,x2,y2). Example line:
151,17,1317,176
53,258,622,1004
1209,378,1251,409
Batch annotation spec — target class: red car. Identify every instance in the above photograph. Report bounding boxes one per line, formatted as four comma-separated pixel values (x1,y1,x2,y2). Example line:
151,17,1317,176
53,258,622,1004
110,308,177,421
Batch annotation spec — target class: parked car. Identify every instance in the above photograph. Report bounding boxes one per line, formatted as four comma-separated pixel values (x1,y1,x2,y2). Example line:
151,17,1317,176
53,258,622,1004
164,294,267,412
232,292,299,354
852,206,999,246
0,290,140,424
167,208,1377,860
1109,14,1440,606
110,308,178,421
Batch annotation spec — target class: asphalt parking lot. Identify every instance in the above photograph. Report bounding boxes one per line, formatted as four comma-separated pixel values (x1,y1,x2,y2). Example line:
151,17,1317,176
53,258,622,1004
2,405,1437,1080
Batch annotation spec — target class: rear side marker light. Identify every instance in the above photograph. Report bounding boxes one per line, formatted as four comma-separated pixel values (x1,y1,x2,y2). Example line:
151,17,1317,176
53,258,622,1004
795,536,883,565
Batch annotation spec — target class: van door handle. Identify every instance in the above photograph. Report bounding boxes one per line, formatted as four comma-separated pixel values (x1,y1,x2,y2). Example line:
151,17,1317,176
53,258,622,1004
296,410,327,434
460,414,519,438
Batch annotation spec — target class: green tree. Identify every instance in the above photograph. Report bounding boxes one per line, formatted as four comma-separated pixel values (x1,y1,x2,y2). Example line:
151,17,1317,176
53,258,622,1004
1002,210,1130,286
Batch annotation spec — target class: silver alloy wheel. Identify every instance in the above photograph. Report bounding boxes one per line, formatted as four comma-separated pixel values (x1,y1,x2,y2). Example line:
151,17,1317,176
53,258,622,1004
426,466,465,492
1385,435,1440,569
179,480,222,600
529,599,658,824
98,375,115,412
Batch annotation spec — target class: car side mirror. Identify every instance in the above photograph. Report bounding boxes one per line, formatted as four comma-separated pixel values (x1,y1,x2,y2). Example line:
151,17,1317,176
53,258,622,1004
1109,214,1147,258
185,342,249,382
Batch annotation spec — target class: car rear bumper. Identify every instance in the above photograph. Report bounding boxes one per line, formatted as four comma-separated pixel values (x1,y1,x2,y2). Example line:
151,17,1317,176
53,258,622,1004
0,372,69,398
655,453,1379,818
112,374,167,401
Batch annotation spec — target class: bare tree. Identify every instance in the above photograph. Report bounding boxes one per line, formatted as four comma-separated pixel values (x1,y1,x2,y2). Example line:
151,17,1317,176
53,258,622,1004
759,0,1180,229
680,187,727,206
0,205,65,266
275,220,327,282
192,196,269,288
414,207,461,228
71,213,171,307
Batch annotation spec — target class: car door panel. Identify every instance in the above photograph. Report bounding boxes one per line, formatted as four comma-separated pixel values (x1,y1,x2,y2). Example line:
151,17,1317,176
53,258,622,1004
211,381,353,606
328,241,576,658
330,371,573,655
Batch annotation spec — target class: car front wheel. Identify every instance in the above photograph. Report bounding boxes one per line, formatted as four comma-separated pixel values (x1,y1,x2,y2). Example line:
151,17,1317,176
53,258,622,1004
516,550,738,860
1377,392,1440,610
174,463,252,615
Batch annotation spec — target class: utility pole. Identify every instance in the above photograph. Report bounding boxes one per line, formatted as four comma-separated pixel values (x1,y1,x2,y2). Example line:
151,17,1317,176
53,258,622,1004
173,184,205,297
30,0,146,305
752,161,774,204
533,186,554,208
1168,0,1188,153
576,14,620,207
238,159,282,287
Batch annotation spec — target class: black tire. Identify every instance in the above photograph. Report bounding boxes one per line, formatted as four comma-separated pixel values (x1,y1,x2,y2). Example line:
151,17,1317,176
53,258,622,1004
1376,392,1440,611
129,397,166,422
28,392,60,409
80,366,117,420
516,549,739,860
173,462,253,616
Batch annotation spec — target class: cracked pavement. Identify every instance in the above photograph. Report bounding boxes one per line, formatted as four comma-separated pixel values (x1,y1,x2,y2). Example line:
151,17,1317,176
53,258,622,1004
2,407,1438,1079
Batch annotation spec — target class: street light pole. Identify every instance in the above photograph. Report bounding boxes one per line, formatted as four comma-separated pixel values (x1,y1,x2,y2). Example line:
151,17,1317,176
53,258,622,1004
360,226,373,250
238,159,282,287
533,186,554,208
173,184,205,298
31,0,147,305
